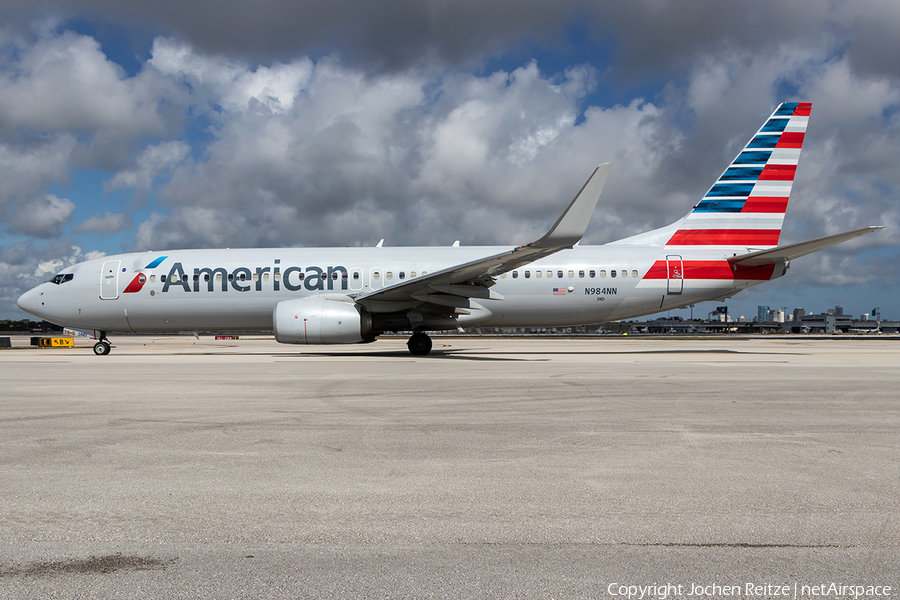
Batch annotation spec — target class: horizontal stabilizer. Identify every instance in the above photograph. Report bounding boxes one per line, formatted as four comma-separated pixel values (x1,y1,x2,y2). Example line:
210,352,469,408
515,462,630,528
728,226,883,266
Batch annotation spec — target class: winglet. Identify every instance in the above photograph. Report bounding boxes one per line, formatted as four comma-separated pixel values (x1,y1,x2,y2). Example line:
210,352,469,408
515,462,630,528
531,162,612,249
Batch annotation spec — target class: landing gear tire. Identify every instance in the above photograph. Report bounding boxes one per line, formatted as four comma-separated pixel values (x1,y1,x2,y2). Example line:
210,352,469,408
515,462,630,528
93,341,111,356
407,332,433,356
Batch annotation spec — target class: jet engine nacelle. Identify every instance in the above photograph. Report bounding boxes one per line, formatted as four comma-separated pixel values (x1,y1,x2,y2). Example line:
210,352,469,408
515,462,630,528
273,296,371,344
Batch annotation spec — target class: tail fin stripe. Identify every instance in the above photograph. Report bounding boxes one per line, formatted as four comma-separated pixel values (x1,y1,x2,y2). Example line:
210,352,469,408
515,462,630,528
774,103,800,116
736,151,772,164
761,119,790,133
676,214,784,229
792,103,812,116
721,167,764,180
759,165,797,180
748,136,780,149
693,200,745,212
776,132,805,148
666,229,781,245
707,183,756,196
742,197,789,213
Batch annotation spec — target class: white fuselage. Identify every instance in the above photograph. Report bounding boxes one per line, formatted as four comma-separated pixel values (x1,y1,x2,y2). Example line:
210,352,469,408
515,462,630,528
17,244,772,333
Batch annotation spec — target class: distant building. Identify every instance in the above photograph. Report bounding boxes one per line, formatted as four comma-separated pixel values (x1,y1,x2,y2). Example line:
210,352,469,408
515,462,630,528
835,305,844,316
758,305,770,323
708,306,729,322
793,308,806,322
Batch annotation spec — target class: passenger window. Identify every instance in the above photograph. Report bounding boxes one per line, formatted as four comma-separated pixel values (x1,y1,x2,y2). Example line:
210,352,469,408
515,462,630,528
374,272,380,280
264,273,270,281
611,270,617,278
567,270,574,278
410,271,416,278
216,274,223,282
512,271,518,279
139,274,146,283
536,271,542,278
589,270,595,278
228,274,234,282
599,270,606,278
192,274,199,282
558,270,564,278
632,270,638,278
386,272,393,280
399,272,405,279
161,275,167,282
150,275,156,283
500,273,507,279
204,274,211,282
524,271,531,278
332,272,339,280
182,274,188,283
353,272,359,280
621,270,627,278
273,273,281,281
421,271,427,275
252,273,259,281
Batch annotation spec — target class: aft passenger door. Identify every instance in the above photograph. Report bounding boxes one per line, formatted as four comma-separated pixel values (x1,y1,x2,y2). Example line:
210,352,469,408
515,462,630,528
100,260,121,300
666,255,683,294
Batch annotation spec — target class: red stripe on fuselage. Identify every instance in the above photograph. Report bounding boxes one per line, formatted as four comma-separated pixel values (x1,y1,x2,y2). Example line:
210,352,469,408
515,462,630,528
666,229,781,245
644,260,775,281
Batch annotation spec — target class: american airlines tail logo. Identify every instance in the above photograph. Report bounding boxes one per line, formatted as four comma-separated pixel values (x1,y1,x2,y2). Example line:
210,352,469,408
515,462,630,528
124,260,352,294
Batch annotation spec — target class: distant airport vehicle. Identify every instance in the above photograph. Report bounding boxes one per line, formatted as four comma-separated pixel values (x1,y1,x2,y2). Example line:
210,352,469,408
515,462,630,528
17,102,881,355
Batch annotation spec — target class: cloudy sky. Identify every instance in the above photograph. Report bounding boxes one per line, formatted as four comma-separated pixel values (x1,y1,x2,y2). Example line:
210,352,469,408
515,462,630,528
1,0,898,321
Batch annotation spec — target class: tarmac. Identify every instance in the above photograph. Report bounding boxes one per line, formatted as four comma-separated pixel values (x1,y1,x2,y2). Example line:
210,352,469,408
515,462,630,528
1,335,898,599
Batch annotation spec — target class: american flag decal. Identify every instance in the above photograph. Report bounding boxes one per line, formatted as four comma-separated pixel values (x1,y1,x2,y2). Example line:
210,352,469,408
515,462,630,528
552,287,566,295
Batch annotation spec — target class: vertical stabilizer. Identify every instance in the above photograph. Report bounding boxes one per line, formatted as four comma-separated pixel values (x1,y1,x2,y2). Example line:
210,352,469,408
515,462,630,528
666,102,811,249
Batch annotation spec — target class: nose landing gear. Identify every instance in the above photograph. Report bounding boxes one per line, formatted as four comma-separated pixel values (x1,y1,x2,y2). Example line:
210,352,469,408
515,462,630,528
93,332,111,356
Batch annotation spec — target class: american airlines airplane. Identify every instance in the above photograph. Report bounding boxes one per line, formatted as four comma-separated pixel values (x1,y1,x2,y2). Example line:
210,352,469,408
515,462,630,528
17,102,881,356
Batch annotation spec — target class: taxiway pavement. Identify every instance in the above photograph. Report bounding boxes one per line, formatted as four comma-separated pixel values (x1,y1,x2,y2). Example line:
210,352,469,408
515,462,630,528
1,336,898,598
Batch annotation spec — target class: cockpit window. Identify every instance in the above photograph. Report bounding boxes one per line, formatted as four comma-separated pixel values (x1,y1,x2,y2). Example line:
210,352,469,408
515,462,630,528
49,273,74,285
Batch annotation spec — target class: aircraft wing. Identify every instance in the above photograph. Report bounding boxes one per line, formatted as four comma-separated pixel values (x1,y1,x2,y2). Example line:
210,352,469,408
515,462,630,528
354,163,612,312
728,226,884,267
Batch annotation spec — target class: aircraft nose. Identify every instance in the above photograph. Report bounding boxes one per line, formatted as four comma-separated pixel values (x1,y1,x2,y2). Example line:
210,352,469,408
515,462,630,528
16,286,44,318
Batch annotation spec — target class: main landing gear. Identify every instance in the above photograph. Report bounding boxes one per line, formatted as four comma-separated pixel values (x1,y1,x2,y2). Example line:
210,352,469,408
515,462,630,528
406,332,432,356
93,332,111,356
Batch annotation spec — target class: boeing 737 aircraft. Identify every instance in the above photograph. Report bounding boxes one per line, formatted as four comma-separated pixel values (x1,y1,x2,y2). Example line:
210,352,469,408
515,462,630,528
17,102,881,355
